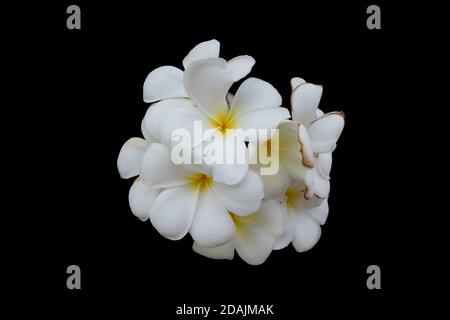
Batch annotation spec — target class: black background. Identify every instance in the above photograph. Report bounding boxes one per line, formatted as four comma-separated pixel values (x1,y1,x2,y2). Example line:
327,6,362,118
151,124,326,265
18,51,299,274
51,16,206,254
11,0,421,317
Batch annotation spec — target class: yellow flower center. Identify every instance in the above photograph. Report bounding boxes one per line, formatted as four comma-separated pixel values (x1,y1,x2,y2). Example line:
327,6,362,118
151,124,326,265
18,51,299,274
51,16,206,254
189,173,213,193
285,187,302,209
212,110,237,135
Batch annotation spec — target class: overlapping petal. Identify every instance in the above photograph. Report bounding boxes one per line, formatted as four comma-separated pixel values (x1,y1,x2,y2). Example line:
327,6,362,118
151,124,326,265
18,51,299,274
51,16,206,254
184,58,232,121
308,112,345,153
182,39,220,69
143,66,187,103
212,170,264,216
150,186,198,240
190,190,235,247
129,178,159,221
291,83,323,125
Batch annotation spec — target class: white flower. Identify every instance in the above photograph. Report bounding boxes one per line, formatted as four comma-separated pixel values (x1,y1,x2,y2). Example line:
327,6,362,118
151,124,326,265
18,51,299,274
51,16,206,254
155,57,290,185
140,142,264,248
118,40,346,264
290,77,345,198
193,199,285,265
274,179,329,252
143,39,255,103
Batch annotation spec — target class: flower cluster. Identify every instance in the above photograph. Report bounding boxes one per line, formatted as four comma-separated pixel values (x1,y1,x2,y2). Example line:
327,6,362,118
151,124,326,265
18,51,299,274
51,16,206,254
118,40,345,265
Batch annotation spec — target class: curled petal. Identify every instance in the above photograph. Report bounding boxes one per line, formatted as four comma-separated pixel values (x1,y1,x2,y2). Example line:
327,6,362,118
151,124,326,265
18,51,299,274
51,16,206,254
313,169,330,199
143,66,187,103
182,39,220,69
308,112,345,153
291,83,322,125
226,55,255,81
117,138,148,179
290,77,306,90
298,124,314,168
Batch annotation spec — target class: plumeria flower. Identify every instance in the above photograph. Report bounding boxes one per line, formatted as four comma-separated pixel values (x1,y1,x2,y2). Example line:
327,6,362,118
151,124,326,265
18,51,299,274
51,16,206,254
141,142,264,248
193,199,285,265
253,78,344,199
157,58,290,185
143,39,255,103
274,179,329,252
117,129,160,221
289,77,344,198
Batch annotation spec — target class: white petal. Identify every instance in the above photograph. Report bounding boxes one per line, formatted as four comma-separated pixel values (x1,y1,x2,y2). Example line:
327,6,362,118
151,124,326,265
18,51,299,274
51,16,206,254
159,101,214,148
190,191,235,247
213,170,264,216
290,77,306,90
182,39,220,69
150,185,198,240
208,137,248,185
316,108,325,118
237,199,286,237
317,151,332,179
230,78,282,117
184,58,232,121
212,162,249,186
226,55,256,81
291,83,322,125
143,98,195,143
234,107,290,133
117,138,148,179
260,165,290,199
292,213,321,252
273,210,295,250
313,168,330,199
234,204,282,265
288,182,322,211
128,178,159,221
141,119,153,142
143,66,187,103
140,143,190,188
192,240,235,260
298,124,314,168
308,112,345,153
309,200,329,225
